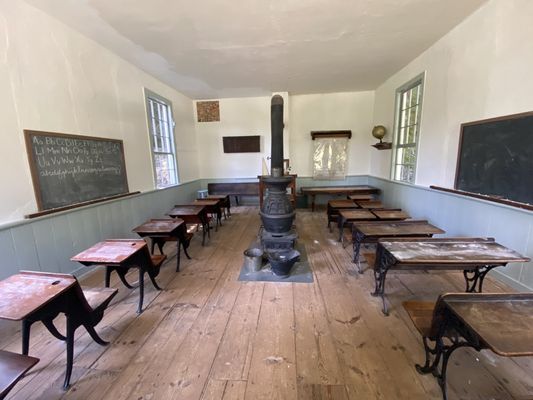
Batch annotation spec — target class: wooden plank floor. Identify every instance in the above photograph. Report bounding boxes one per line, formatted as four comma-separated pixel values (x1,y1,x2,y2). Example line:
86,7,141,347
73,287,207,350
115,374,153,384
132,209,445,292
2,207,533,399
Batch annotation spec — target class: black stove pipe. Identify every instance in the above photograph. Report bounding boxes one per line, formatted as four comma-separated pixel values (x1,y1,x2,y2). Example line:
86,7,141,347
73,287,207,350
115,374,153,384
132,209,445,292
270,95,284,174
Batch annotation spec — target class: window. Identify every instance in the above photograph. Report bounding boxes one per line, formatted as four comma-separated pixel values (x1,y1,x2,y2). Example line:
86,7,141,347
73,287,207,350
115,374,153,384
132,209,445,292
391,74,424,183
145,90,179,188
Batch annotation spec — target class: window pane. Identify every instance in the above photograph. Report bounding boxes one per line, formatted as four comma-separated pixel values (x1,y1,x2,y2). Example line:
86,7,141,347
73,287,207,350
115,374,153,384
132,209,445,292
393,77,423,183
147,93,178,188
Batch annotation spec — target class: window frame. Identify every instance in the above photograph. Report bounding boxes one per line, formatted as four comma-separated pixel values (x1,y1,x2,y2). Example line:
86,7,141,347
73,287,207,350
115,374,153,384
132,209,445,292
391,72,425,184
144,89,180,188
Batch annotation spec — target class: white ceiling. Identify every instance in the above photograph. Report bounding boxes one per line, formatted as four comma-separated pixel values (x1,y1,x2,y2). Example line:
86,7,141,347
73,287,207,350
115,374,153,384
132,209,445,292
26,0,487,99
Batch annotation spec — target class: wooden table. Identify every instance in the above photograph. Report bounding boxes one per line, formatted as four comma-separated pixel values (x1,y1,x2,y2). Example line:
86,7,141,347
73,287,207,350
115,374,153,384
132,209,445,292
301,185,380,211
348,194,375,201
410,293,533,400
337,209,377,244
0,272,116,388
355,200,384,209
372,209,410,220
132,218,191,272
327,199,358,231
72,239,161,314
168,205,210,245
351,220,444,271
373,237,529,315
199,194,231,218
193,199,223,230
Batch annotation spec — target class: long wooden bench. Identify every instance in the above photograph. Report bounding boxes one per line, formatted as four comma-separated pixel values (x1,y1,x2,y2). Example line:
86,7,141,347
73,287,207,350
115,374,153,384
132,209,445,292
208,182,259,205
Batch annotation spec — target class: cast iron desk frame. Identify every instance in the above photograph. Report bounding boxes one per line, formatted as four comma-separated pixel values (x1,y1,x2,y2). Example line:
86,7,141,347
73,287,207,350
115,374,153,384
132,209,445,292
373,237,529,315
168,205,210,246
193,199,223,231
72,239,161,314
352,220,444,271
132,218,191,272
199,195,231,219
415,293,533,400
336,209,377,245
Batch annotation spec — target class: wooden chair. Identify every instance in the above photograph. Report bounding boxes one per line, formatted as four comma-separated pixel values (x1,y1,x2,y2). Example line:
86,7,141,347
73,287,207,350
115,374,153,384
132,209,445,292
19,271,118,388
0,350,39,399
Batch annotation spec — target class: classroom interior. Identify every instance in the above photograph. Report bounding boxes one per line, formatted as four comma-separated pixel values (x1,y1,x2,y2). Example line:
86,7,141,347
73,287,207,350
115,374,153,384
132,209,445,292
1,1,533,399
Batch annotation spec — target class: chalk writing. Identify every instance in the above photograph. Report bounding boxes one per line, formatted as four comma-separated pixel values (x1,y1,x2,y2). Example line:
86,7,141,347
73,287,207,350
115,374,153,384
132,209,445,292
25,130,129,210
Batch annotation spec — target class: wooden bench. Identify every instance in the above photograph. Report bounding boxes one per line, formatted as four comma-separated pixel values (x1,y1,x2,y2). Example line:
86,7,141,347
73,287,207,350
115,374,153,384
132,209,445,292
0,350,39,399
207,182,259,205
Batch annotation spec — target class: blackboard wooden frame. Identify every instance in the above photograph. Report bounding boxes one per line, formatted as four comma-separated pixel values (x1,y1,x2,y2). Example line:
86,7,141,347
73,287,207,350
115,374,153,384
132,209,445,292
453,110,533,208
24,130,130,213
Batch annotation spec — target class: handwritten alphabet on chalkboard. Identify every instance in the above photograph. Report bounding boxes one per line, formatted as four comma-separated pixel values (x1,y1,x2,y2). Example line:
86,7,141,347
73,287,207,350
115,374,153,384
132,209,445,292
25,130,129,211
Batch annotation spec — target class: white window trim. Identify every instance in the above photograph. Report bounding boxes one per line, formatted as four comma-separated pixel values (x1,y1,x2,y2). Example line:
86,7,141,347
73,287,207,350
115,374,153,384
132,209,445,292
144,88,180,188
390,72,425,184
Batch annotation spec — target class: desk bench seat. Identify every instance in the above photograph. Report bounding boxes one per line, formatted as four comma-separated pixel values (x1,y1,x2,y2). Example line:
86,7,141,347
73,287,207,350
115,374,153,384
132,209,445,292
207,182,259,205
0,350,39,399
403,300,435,337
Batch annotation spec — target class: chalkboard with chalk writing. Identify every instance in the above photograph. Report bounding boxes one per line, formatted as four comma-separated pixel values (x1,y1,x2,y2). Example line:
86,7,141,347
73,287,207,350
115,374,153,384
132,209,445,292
455,111,533,205
24,130,130,211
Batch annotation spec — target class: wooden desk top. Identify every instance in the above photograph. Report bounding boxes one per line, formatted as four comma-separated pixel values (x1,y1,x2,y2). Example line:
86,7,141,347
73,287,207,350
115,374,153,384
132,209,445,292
356,200,384,209
353,220,444,236
339,209,377,220
200,195,228,200
168,205,205,217
193,199,220,206
372,210,410,220
441,293,533,356
379,237,530,265
132,219,184,235
301,185,379,194
0,272,76,320
328,199,357,208
71,239,146,265
348,194,375,201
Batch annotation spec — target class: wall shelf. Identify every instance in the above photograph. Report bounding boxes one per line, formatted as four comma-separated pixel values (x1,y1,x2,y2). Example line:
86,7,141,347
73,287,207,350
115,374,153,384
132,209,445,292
310,130,352,140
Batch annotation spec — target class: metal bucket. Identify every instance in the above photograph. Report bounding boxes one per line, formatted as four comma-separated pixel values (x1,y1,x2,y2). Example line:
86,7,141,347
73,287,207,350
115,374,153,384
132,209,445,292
244,248,263,272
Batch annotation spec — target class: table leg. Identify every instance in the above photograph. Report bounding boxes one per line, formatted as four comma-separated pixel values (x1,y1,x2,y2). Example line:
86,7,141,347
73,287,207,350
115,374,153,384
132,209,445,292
311,195,315,212
416,331,480,400
176,238,181,272
43,318,67,341
137,269,145,314
352,230,365,272
338,216,344,243
63,317,75,389
371,246,395,315
22,320,32,355
463,265,495,292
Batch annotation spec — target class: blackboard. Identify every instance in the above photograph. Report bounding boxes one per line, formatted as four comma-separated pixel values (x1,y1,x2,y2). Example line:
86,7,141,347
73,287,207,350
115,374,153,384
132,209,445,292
455,112,533,205
222,136,260,153
24,130,129,211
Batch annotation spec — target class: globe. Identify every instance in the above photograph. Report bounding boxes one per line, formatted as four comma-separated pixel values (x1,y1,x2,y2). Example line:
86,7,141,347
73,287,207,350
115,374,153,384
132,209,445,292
372,125,387,142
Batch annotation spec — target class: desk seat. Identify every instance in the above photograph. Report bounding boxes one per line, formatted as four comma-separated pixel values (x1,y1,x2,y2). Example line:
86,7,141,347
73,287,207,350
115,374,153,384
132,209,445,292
403,300,435,338
0,350,39,399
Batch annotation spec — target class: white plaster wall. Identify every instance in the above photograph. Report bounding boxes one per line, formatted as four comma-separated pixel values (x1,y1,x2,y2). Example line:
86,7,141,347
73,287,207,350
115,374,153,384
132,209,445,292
290,92,375,177
370,0,533,187
196,96,272,179
0,1,199,224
